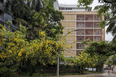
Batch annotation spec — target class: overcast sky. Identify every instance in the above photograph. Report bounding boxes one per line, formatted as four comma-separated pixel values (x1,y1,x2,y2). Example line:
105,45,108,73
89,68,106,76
58,0,113,41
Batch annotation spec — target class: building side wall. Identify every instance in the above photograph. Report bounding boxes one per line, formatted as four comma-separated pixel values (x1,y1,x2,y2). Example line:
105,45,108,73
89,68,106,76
64,50,76,57
54,1,59,10
62,11,98,15
61,11,105,57
0,0,13,31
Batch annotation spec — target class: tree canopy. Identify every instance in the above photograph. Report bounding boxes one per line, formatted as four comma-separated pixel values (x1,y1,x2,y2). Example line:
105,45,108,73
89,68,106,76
84,41,112,56
5,0,64,40
83,41,116,71
0,24,68,75
0,0,65,76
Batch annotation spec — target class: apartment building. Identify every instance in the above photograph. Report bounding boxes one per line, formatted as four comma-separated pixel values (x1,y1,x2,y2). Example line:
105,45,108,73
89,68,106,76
0,0,16,31
54,3,105,57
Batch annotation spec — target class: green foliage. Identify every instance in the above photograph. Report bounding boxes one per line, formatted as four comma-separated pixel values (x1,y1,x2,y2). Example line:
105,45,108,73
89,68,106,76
105,55,116,65
5,0,64,40
110,40,116,52
1,0,65,76
105,40,116,65
75,52,97,73
59,64,77,74
78,0,94,9
65,52,97,74
0,62,18,77
81,39,91,46
5,0,31,19
0,25,67,76
84,41,112,56
83,41,116,72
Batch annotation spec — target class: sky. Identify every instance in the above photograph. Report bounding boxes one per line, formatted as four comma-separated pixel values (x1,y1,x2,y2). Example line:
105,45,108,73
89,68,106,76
58,0,113,41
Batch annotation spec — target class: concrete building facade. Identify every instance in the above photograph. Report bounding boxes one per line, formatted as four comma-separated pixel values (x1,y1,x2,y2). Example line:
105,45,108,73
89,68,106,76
57,4,105,57
0,0,16,31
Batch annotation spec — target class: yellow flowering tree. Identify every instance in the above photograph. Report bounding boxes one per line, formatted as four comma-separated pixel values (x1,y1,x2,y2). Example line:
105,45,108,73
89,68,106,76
0,24,67,76
65,51,98,74
75,52,98,74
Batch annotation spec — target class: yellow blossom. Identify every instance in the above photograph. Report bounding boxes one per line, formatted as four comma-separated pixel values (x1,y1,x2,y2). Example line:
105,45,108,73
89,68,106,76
9,50,12,53
67,34,70,37
2,27,6,31
40,31,45,36
18,52,22,56
43,62,46,66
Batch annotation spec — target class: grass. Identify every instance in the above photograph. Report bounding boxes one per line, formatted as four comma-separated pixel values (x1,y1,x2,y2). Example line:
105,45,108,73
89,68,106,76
17,71,102,77
85,71,102,74
18,72,56,77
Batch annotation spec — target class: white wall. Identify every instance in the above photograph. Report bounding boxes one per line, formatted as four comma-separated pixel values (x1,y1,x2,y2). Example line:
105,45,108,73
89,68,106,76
54,0,59,10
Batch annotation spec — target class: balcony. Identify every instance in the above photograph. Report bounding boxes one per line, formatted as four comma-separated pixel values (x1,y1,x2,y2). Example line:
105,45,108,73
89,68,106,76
77,36,84,42
94,36,102,42
76,14,102,23
85,15,93,20
85,29,93,35
76,43,84,49
94,22,100,28
94,29,102,35
0,15,17,30
77,22,84,28
76,29,84,35
85,22,93,28
85,36,93,41
84,44,89,48
94,15,102,20
77,15,84,20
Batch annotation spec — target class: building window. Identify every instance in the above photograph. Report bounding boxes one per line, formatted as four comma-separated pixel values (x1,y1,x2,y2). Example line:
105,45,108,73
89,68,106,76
84,45,88,48
96,24,99,26
78,37,83,40
0,11,4,19
86,37,90,40
78,16,83,19
85,15,93,20
78,44,83,48
96,17,100,19
78,30,84,34
86,23,93,27
66,8,72,10
59,8,65,10
96,30,100,34
96,37,100,41
86,30,93,35
78,23,83,27
95,23,99,27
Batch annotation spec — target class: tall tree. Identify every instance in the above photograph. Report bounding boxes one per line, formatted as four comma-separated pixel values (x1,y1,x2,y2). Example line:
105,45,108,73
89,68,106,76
0,0,64,76
5,0,31,19
0,24,67,76
84,41,113,72
4,0,64,40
